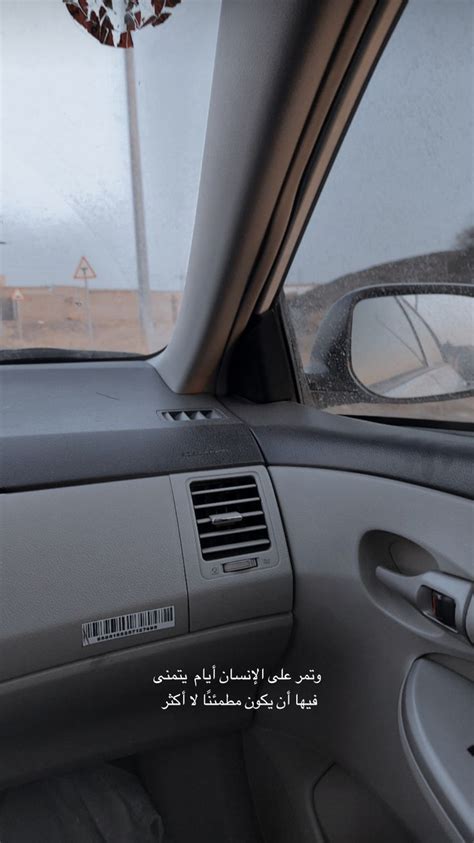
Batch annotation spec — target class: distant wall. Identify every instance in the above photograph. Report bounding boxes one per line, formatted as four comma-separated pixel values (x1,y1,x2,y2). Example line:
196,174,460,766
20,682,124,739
0,286,183,354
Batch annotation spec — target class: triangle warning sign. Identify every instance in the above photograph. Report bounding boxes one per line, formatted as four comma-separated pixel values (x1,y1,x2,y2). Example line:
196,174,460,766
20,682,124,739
74,256,96,281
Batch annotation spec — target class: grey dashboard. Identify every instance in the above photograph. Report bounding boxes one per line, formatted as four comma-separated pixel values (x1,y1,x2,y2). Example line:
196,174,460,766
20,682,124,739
0,361,293,785
0,364,292,679
0,466,291,682
224,398,474,500
0,361,261,490
2,361,473,497
1,359,473,812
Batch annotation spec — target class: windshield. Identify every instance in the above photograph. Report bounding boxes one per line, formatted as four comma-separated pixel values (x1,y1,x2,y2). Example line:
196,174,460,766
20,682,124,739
0,0,221,357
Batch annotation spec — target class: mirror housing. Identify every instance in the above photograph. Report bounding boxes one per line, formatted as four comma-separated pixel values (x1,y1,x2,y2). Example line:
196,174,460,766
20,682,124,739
308,283,474,408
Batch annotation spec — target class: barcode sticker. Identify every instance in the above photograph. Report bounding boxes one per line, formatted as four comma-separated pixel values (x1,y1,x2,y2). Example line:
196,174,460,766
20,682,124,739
81,605,175,647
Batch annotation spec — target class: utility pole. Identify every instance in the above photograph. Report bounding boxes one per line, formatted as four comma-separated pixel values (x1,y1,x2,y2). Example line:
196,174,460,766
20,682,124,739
124,48,155,352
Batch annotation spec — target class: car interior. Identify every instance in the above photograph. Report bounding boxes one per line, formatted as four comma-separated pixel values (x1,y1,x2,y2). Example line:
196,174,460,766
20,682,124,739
0,1,473,842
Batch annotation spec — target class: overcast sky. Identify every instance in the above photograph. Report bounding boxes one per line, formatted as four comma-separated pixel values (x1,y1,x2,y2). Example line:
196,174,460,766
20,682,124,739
288,0,473,285
1,0,473,290
1,0,221,289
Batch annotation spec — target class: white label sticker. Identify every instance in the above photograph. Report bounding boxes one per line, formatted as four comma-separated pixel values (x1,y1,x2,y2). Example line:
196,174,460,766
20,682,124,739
82,605,175,646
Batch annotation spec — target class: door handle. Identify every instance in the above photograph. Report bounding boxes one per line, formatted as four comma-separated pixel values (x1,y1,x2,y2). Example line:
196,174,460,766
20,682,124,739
375,567,473,637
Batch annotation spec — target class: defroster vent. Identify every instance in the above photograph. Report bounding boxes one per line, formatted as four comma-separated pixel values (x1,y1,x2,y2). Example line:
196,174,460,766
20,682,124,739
190,475,271,561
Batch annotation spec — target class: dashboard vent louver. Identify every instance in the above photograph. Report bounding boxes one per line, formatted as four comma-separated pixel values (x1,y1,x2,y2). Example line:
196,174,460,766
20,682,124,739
190,475,271,561
161,409,224,422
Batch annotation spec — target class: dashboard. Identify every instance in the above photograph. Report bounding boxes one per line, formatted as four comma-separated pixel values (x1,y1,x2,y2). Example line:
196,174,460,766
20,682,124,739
0,361,293,786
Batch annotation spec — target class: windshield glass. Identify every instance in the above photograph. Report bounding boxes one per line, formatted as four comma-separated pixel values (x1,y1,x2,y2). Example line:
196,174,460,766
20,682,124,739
0,0,221,357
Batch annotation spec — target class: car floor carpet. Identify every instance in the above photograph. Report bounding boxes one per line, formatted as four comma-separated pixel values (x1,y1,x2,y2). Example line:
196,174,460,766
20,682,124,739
139,732,264,843
0,763,168,843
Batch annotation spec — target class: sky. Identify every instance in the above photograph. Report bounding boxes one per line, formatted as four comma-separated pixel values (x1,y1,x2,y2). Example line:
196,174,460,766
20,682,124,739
1,0,221,289
287,0,474,285
0,0,473,291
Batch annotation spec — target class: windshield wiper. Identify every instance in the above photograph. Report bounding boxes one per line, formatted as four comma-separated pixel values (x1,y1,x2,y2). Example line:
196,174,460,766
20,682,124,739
0,348,148,363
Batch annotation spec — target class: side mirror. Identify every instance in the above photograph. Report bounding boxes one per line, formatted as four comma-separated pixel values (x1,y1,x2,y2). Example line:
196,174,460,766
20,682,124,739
308,284,474,407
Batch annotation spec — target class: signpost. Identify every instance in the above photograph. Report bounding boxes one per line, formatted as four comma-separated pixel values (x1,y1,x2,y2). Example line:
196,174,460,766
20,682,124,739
12,289,24,342
74,257,96,340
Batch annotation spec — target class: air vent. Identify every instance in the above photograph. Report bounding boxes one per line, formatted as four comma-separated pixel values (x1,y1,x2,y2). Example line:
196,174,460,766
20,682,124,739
190,475,271,561
161,409,224,422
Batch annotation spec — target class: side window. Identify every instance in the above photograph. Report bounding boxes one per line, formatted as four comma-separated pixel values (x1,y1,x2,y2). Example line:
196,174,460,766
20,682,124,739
284,0,473,424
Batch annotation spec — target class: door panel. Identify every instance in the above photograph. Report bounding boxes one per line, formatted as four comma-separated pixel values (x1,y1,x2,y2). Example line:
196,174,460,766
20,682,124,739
253,466,473,842
402,659,474,842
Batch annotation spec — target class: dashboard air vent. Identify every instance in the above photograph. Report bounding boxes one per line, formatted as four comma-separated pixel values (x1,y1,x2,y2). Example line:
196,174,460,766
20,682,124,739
190,475,271,561
161,409,224,422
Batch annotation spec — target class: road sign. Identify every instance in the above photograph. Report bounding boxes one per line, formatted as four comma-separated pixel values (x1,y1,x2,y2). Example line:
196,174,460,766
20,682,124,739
74,257,96,281
73,257,95,340
12,289,24,301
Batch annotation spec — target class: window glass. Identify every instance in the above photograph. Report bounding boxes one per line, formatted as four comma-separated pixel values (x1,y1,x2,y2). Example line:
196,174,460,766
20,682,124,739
284,0,473,423
0,0,221,356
